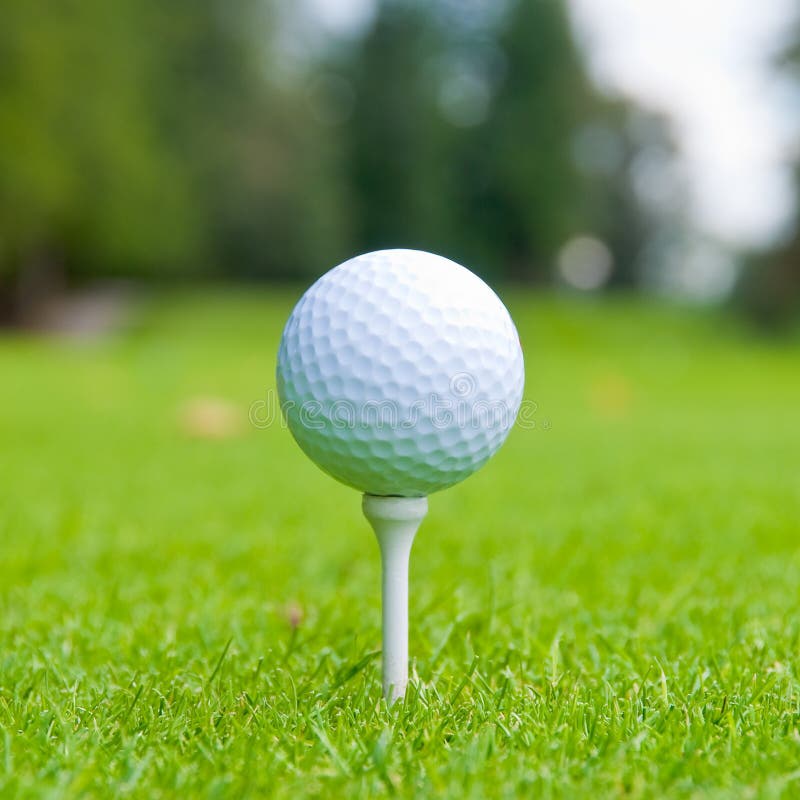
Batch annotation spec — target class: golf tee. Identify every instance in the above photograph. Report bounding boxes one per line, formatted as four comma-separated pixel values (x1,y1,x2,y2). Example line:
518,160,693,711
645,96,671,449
362,494,428,704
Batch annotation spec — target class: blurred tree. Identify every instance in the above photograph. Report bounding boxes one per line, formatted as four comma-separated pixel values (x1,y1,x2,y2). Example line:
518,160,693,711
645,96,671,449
0,0,350,322
739,27,800,329
0,0,666,321
149,0,351,280
336,0,654,284
456,0,596,279
459,0,663,283
739,240,800,329
0,0,201,321
339,1,455,254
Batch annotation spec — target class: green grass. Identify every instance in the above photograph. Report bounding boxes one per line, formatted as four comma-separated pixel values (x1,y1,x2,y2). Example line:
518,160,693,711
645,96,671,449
1,289,799,798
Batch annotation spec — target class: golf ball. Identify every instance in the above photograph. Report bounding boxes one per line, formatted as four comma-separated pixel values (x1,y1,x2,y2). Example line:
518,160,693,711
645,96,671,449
276,249,524,496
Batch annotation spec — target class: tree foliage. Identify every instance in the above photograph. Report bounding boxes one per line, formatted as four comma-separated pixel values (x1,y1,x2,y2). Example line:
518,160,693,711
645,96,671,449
338,0,653,282
0,0,661,318
738,22,800,328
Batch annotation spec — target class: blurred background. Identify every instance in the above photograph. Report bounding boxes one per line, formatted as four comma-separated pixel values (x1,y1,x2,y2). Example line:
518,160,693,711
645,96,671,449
1,0,799,331
3,6,800,790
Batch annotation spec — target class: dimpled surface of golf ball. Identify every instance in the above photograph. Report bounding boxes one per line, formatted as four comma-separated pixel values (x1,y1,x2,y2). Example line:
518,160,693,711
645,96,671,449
276,249,525,496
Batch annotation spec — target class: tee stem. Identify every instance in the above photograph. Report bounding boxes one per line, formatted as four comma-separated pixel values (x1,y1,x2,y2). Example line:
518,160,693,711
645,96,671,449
362,494,428,704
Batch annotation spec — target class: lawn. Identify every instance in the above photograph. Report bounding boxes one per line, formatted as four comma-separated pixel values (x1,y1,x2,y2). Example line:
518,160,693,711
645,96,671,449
1,289,799,798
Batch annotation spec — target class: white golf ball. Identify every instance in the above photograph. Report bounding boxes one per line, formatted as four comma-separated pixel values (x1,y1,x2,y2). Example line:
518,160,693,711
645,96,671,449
276,249,524,496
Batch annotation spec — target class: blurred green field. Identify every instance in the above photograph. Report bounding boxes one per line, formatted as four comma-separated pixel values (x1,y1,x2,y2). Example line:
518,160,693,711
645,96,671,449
1,290,799,798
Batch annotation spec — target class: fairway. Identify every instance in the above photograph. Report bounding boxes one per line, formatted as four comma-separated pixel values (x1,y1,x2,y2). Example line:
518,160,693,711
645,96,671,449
1,290,799,798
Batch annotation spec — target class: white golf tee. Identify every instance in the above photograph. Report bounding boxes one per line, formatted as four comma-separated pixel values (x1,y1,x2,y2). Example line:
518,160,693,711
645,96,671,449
362,494,428,704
